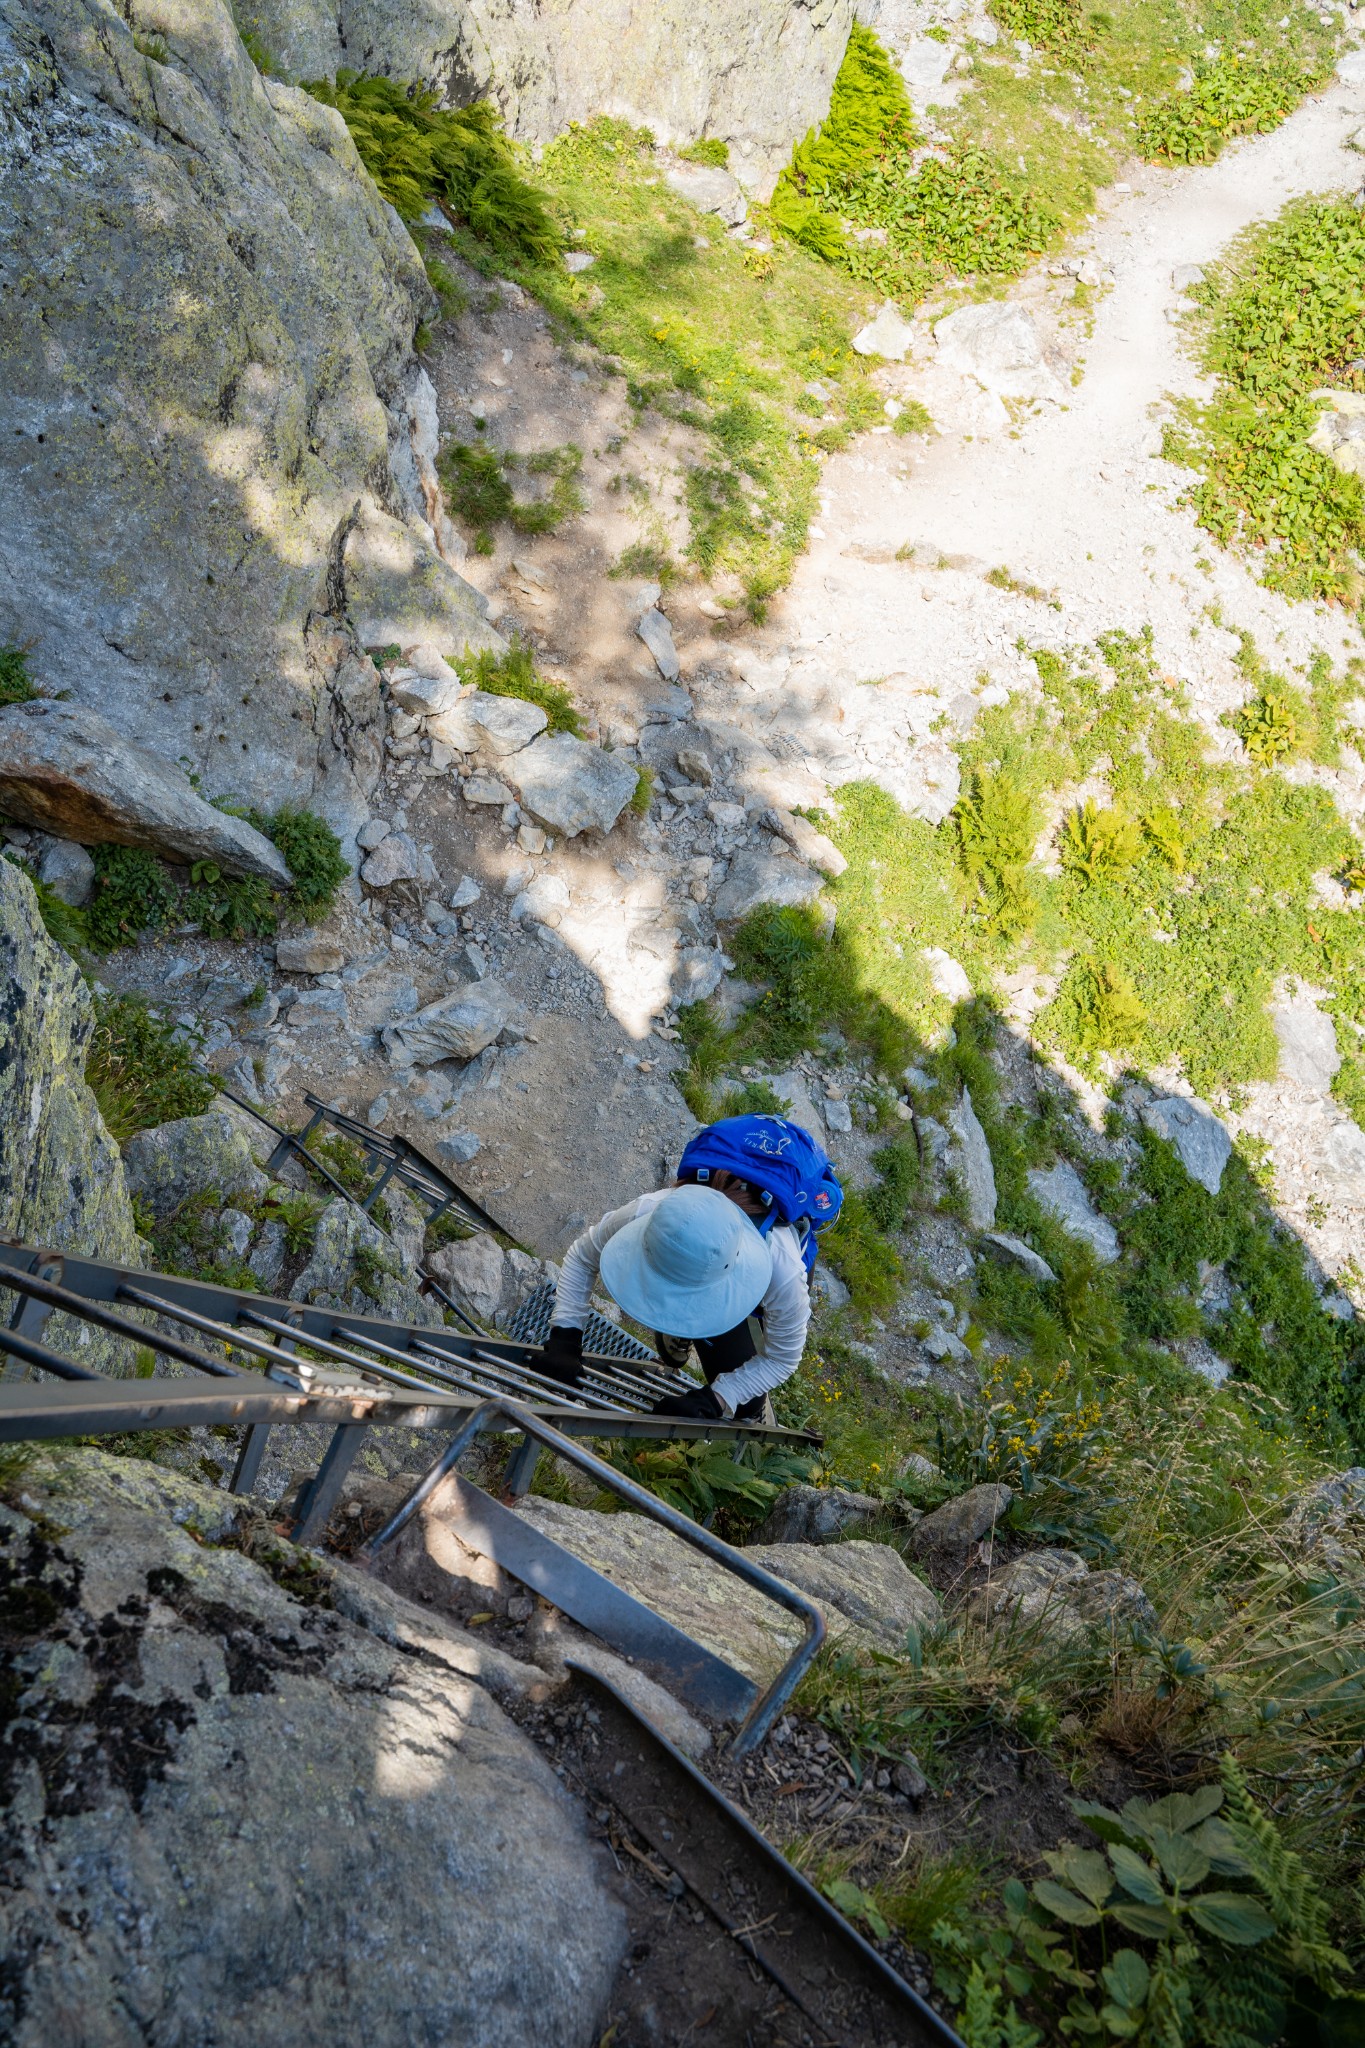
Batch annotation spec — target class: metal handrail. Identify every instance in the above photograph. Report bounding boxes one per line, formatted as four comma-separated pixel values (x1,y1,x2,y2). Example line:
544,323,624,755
366,1396,825,1755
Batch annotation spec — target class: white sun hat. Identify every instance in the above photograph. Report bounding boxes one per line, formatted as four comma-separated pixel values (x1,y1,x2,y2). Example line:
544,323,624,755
598,1184,773,1338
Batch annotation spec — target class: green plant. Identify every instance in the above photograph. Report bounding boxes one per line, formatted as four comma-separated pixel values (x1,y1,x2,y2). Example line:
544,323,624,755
1235,688,1300,767
265,807,349,913
955,769,1041,937
304,72,561,257
451,641,584,735
1171,198,1365,609
439,441,585,551
1060,800,1143,883
630,766,653,815
86,845,179,951
894,399,934,435
183,861,277,942
133,31,169,61
87,995,216,1144
0,644,38,705
602,1436,817,1533
947,1762,1354,2044
678,137,729,168
424,255,468,320
991,0,1103,63
1137,50,1330,167
261,1191,324,1257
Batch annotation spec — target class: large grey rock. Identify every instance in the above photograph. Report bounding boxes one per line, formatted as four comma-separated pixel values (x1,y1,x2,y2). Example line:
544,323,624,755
912,1483,1012,1554
749,1483,883,1547
1027,1162,1120,1264
712,849,823,922
1140,1095,1232,1196
1322,1117,1365,1186
33,833,96,906
0,1450,624,2047
981,1233,1056,1284
275,933,345,974
0,702,291,884
947,1086,996,1228
971,1547,1157,1641
361,830,422,888
510,734,639,837
1272,995,1341,1092
664,159,748,225
744,1539,941,1652
933,303,1065,402
121,1109,270,1220
428,1233,508,1323
240,0,857,197
428,688,549,757
0,0,497,826
852,300,917,361
392,980,516,1065
0,862,141,1367
637,608,681,681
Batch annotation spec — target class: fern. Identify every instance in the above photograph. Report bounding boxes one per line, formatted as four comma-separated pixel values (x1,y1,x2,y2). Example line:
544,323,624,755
1143,1941,1197,2048
1218,1754,1349,1989
1197,1947,1290,2048
954,768,1041,936
305,72,560,257
1061,799,1143,883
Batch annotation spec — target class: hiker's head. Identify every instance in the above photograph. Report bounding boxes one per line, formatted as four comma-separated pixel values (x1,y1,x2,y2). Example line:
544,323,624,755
599,1184,772,1337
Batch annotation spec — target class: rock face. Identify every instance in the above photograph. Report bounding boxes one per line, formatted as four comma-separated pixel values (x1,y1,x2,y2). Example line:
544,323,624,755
0,703,292,883
972,1548,1157,1641
294,1197,440,1324
0,1450,625,2047
1140,1095,1232,1196
744,1539,940,1651
0,863,141,1365
1027,1162,1120,1265
240,0,857,196
749,1482,883,1546
712,849,823,922
947,1087,997,1229
663,158,748,225
0,0,497,832
121,1110,271,1220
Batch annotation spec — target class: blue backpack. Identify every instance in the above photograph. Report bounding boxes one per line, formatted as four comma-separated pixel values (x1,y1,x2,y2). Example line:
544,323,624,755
676,1114,843,1275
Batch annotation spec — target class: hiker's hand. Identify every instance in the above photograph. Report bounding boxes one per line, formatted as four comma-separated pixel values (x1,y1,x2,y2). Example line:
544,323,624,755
538,1325,585,1388
649,1383,724,1421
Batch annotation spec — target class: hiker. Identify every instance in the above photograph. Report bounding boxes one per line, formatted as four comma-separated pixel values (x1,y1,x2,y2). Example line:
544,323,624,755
539,1115,842,1422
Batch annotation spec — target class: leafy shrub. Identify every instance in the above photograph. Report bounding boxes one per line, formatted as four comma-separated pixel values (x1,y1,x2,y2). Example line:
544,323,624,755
264,807,349,912
87,845,178,951
602,1436,816,1534
990,0,1104,63
851,146,1055,281
0,644,38,705
304,73,561,257
1,853,89,954
1137,51,1329,167
451,642,584,736
439,441,584,551
937,1760,1351,2044
87,995,216,1144
1234,687,1300,767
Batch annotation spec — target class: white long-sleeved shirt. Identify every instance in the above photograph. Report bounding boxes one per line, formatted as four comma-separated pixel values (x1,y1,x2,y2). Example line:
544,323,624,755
552,1188,810,1412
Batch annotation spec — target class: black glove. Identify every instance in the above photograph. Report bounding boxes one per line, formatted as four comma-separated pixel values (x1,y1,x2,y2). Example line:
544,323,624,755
650,1383,724,1421
537,1325,585,1388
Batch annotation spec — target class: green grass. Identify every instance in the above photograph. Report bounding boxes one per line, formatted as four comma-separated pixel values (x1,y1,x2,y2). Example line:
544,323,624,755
1165,197,1365,610
465,115,877,615
0,644,38,705
87,995,217,1145
439,441,585,553
451,642,584,736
